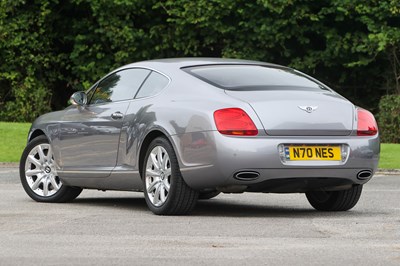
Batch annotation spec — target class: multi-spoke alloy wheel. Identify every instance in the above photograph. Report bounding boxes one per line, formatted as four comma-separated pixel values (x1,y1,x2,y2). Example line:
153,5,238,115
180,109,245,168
142,137,198,215
20,135,82,202
25,143,61,197
145,146,171,207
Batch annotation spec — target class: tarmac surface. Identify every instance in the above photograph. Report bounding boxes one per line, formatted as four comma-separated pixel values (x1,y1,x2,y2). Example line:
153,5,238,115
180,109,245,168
0,166,399,265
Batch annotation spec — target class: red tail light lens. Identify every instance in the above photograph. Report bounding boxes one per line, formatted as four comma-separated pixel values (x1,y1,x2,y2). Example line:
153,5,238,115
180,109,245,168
214,108,258,136
357,108,378,136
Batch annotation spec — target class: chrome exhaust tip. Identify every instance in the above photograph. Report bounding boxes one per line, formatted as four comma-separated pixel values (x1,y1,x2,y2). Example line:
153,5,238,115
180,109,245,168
234,171,260,181
357,170,372,180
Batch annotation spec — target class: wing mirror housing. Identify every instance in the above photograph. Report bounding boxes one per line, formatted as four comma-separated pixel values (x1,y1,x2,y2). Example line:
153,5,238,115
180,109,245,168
70,91,87,106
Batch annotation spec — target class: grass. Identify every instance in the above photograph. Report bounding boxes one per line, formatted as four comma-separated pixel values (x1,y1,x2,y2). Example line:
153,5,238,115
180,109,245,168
0,122,399,169
379,143,400,169
0,122,30,162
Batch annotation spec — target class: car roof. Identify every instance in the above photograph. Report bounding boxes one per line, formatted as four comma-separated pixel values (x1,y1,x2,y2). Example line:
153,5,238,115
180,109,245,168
120,58,283,72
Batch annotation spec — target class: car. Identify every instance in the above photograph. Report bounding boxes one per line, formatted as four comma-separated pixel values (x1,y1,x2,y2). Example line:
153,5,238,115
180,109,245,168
20,58,379,215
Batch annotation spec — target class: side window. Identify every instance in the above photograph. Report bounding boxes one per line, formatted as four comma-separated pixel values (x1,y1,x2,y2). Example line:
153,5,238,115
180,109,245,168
89,68,150,105
135,71,169,99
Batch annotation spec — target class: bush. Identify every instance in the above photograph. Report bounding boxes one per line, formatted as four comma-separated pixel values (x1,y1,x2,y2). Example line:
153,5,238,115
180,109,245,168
378,94,400,143
1,1,400,121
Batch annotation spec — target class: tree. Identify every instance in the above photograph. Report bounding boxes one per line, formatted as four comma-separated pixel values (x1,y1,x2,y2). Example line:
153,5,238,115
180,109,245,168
154,0,400,108
0,0,56,121
1,0,399,122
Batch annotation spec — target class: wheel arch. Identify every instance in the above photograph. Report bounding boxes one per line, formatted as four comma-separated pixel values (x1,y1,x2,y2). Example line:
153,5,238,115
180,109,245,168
138,129,178,179
28,129,47,142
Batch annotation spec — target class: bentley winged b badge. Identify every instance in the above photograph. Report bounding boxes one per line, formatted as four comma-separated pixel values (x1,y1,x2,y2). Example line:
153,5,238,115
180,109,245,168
298,105,318,113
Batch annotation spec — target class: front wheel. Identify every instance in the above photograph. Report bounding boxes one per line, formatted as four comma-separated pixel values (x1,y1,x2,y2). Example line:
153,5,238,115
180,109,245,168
306,185,363,211
20,135,82,203
142,137,198,215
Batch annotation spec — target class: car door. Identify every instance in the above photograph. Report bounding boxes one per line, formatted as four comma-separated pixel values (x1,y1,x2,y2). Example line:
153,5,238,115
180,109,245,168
114,70,171,170
58,68,151,177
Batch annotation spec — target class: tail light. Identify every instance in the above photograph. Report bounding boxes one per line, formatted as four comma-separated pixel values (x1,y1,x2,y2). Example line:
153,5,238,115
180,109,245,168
357,108,378,136
214,108,258,136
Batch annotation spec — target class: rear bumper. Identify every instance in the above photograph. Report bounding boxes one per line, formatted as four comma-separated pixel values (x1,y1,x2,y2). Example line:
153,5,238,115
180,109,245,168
171,131,379,191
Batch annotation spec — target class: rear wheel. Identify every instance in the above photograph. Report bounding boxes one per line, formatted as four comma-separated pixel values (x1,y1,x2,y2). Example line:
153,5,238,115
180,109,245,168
143,137,198,215
306,185,363,211
20,135,82,203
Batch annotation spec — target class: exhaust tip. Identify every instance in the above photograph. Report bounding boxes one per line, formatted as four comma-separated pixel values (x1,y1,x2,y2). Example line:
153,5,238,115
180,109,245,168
234,171,260,181
357,170,372,180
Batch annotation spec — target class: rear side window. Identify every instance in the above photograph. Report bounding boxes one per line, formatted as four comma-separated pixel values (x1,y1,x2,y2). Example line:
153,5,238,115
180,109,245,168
135,71,169,98
89,68,150,104
184,65,328,91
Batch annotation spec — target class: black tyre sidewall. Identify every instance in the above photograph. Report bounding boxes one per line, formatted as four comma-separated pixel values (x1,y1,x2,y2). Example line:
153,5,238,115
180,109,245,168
306,185,363,211
306,190,338,211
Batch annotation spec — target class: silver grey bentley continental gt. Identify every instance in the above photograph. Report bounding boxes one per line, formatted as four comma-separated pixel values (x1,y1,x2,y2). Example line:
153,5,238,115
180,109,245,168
20,58,379,215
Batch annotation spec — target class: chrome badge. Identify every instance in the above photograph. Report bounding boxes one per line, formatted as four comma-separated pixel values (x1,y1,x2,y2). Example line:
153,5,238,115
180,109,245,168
298,105,318,113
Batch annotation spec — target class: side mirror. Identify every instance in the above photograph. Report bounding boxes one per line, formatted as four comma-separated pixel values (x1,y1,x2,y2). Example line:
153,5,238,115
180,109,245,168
70,91,87,106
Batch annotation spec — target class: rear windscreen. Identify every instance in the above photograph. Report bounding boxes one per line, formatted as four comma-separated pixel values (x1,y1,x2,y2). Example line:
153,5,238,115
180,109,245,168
183,65,329,91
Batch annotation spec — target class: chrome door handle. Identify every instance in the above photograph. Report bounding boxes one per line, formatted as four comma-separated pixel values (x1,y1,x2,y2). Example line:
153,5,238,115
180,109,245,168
111,112,124,120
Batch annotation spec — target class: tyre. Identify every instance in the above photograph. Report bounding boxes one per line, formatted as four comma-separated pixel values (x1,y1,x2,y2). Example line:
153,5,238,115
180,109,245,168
306,185,363,211
20,135,82,203
142,137,198,215
198,191,220,200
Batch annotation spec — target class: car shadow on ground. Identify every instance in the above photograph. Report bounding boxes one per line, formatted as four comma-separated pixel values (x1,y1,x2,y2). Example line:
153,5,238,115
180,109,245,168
71,196,370,218
73,197,149,212
194,199,370,218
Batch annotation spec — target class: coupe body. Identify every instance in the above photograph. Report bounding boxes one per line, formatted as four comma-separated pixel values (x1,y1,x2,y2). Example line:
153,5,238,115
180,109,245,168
20,58,380,215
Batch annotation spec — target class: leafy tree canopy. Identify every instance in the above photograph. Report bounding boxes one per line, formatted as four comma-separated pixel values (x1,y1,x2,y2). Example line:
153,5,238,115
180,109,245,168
1,0,399,122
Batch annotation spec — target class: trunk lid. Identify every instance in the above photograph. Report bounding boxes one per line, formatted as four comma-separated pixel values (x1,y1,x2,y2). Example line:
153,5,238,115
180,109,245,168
225,89,354,136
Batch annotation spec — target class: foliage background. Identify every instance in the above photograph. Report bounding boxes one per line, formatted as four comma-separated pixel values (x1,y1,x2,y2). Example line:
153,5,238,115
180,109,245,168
0,0,399,141
378,94,400,143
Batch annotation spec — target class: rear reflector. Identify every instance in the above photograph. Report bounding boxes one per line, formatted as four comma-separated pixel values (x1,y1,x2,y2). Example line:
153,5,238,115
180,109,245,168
357,108,378,136
214,108,258,136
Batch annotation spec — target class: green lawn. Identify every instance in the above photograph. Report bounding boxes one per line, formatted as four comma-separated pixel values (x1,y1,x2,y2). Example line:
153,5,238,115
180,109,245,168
0,122,399,169
379,143,400,169
0,122,30,162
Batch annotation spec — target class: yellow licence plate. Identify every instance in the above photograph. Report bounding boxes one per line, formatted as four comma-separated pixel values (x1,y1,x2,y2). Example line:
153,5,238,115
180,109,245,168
286,145,341,161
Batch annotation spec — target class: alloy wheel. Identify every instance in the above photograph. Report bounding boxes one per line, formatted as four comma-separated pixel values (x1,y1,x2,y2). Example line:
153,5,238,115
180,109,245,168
145,146,171,207
24,143,62,197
